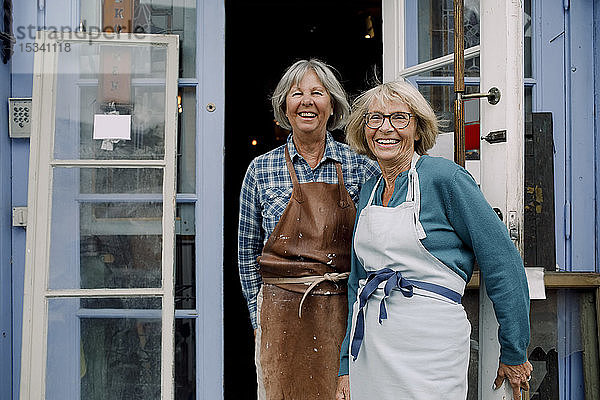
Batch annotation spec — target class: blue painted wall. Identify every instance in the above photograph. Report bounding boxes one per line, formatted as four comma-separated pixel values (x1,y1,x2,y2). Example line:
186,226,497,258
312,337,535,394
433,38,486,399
10,1,37,397
4,1,226,398
0,6,14,400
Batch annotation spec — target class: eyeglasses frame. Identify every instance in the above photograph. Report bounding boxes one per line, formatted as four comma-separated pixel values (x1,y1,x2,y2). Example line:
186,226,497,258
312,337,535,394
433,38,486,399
363,111,414,130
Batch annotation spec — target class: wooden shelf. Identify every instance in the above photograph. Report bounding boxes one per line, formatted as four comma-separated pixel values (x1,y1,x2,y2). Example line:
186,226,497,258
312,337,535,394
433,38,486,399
466,271,600,290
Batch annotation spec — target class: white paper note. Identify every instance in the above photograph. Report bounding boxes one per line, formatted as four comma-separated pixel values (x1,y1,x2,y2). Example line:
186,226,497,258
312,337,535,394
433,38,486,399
525,267,546,300
93,114,131,140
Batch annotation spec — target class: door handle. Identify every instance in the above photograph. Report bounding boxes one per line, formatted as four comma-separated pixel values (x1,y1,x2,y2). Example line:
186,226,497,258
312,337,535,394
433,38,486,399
462,87,501,105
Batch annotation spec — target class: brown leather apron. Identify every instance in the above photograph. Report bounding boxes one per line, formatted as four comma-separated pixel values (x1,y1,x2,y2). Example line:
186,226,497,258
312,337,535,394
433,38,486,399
256,147,356,399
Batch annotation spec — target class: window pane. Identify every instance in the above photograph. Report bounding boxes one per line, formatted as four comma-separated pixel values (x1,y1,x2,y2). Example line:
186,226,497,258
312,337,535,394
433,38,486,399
419,84,481,181
175,319,196,399
177,87,196,193
418,84,480,133
417,0,480,77
46,297,162,400
80,0,197,78
79,168,164,194
524,0,532,78
415,0,532,78
176,204,196,310
49,168,164,290
54,42,168,160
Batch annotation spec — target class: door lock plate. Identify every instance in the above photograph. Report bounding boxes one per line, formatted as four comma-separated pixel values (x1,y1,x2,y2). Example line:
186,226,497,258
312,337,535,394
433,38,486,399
482,130,507,144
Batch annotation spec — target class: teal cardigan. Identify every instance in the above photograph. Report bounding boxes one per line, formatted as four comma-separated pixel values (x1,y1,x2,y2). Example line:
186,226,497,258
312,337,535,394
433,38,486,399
339,155,530,375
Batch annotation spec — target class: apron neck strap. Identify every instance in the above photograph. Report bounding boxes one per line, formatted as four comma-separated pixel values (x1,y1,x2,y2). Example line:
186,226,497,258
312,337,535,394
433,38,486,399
406,152,426,239
367,176,382,206
285,145,346,207
336,163,350,208
285,146,304,203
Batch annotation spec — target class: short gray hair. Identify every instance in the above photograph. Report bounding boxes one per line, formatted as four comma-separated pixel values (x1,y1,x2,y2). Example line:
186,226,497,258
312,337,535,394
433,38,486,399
272,59,350,131
346,80,439,158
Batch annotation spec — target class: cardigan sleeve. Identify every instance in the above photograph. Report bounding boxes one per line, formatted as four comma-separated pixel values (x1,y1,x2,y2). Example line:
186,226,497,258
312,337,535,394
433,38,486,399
444,168,530,364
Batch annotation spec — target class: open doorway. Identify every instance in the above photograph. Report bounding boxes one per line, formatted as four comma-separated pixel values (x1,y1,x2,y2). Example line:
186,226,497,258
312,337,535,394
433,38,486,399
224,0,382,397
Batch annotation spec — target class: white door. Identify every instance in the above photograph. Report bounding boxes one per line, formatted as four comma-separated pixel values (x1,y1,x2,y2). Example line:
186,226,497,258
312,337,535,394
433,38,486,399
382,1,524,398
20,31,179,400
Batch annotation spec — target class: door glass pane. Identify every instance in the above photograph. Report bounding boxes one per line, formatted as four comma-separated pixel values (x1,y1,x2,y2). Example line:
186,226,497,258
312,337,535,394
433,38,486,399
417,0,480,77
80,168,164,194
54,42,168,160
80,0,197,78
415,0,532,78
49,167,164,290
527,289,597,399
418,84,481,181
175,319,196,399
177,87,196,193
176,204,195,310
524,0,532,78
418,84,480,134
46,297,162,400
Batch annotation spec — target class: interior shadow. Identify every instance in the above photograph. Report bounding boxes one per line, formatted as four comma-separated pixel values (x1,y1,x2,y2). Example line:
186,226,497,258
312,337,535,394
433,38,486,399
224,1,382,397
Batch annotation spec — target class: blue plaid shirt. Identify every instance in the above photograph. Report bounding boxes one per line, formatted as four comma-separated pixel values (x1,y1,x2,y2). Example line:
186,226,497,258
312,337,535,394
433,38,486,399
238,133,380,328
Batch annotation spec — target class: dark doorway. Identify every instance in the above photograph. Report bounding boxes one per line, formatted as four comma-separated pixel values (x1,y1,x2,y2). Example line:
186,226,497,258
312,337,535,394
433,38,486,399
224,1,382,397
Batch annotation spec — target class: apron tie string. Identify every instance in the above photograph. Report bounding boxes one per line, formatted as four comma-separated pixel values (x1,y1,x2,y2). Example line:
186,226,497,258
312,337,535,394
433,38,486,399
262,272,350,318
350,268,462,361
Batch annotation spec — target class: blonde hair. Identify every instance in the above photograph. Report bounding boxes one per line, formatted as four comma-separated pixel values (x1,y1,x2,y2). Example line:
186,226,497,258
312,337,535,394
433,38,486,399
346,80,439,158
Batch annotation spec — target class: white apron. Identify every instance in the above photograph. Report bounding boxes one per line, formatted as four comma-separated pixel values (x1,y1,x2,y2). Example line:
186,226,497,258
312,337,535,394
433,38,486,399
348,153,471,400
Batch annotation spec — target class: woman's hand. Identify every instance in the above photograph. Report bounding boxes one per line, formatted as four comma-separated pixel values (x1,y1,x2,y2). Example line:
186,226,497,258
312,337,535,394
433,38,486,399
493,361,533,400
335,375,350,400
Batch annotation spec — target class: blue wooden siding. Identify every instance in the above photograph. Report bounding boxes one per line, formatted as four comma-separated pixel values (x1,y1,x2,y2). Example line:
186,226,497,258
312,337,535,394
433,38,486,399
0,6,14,400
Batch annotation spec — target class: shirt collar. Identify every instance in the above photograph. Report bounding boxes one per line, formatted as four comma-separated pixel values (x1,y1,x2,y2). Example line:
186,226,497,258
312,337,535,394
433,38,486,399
286,132,342,164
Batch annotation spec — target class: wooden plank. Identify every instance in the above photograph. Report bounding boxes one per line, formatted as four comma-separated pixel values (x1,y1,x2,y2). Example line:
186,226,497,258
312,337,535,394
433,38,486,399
597,288,600,381
580,291,600,400
524,112,555,270
466,271,600,290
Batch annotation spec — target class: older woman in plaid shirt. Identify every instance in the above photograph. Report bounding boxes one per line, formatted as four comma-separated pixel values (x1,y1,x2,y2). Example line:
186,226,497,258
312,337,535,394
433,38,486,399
238,59,379,399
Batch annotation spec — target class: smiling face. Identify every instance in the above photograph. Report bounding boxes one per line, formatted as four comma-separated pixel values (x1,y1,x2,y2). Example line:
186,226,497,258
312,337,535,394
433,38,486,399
285,69,333,139
364,98,419,165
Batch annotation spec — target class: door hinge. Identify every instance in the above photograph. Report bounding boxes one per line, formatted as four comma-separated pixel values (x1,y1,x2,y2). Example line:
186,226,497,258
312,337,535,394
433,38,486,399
564,202,571,239
12,207,28,227
508,211,519,241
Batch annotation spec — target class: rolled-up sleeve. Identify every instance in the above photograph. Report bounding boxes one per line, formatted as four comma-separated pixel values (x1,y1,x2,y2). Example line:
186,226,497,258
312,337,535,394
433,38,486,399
238,160,264,329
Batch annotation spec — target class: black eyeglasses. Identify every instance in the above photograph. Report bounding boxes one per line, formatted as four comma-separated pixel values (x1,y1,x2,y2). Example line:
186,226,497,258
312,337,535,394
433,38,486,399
364,112,413,130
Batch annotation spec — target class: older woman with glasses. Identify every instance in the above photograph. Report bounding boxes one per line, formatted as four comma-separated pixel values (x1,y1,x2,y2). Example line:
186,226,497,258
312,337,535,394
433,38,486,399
238,59,379,399
335,80,532,400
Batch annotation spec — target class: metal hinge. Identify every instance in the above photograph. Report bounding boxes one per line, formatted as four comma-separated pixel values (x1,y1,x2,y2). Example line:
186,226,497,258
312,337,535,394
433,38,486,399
12,207,27,227
508,211,519,241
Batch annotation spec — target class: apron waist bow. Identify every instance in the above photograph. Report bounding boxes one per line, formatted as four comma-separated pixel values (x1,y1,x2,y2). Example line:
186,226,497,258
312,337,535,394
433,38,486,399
350,268,462,360
263,272,350,318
